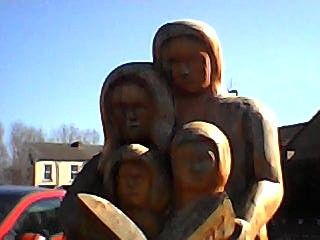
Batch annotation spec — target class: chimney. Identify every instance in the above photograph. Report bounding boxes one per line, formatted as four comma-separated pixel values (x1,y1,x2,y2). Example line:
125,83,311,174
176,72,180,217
70,141,82,148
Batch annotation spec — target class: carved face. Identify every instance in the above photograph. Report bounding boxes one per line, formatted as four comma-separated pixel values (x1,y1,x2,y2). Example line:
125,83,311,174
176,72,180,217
161,36,212,94
110,83,154,143
117,161,151,208
171,142,218,193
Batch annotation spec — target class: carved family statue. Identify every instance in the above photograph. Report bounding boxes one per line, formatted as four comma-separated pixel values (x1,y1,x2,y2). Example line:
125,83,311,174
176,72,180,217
59,20,283,240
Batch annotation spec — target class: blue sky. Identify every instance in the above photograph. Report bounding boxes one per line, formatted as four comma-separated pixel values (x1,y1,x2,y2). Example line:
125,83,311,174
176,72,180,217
1,0,319,142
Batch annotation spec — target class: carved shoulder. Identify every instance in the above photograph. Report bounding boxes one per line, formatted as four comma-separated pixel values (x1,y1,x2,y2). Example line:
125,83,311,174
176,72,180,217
220,96,275,122
237,97,281,182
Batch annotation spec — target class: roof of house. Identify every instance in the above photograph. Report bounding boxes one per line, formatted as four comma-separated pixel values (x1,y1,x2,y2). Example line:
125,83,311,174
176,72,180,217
277,110,320,164
28,141,103,162
279,110,320,148
286,110,320,147
278,122,307,147
286,111,320,161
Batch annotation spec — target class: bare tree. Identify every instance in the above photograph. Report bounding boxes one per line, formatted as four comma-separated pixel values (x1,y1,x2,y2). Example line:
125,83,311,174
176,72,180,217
51,124,100,144
51,124,80,143
3,122,100,185
0,122,10,184
80,129,100,144
9,122,45,185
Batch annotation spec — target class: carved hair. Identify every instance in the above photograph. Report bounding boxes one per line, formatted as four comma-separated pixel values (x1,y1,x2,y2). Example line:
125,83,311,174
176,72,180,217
171,121,231,192
98,62,175,172
153,19,225,96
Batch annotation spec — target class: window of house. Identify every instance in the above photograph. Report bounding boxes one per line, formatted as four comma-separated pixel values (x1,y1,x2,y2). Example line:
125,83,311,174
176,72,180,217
286,150,295,160
71,165,79,180
44,165,52,180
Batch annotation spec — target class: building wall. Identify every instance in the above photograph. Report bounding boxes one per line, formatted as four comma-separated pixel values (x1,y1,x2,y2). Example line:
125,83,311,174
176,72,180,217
34,160,85,187
271,114,320,238
56,161,85,186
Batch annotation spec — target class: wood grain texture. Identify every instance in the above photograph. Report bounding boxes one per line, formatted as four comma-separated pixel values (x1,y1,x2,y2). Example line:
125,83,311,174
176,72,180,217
77,193,147,240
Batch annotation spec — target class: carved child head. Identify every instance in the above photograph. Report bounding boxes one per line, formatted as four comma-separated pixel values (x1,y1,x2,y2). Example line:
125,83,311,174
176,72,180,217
103,144,171,238
153,20,224,96
104,144,171,212
170,121,231,208
116,144,154,209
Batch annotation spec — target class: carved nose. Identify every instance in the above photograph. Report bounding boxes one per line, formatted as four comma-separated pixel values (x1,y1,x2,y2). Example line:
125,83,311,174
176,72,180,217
192,161,207,173
179,63,189,76
127,110,136,119
126,110,137,123
128,180,135,188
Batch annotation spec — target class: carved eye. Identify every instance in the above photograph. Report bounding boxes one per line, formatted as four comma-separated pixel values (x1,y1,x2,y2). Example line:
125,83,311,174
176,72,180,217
112,108,123,116
161,62,173,80
168,57,178,64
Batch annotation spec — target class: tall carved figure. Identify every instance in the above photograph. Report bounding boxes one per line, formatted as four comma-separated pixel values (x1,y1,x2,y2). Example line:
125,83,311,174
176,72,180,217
153,20,283,239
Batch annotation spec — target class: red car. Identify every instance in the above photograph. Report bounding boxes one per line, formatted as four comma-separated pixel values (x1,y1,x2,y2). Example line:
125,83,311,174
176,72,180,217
0,185,66,240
